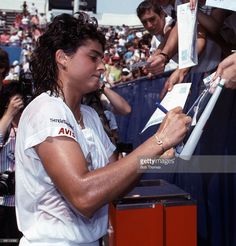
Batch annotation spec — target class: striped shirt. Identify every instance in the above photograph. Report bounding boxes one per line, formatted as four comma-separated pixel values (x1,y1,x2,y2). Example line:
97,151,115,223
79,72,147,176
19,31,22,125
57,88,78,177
0,127,16,207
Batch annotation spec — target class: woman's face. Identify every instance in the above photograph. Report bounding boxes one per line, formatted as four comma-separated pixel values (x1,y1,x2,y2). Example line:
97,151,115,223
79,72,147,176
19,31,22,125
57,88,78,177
59,39,105,95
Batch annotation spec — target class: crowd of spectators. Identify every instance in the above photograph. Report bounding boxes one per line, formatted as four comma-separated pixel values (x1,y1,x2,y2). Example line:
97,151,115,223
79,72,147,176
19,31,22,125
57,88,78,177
0,2,158,87
0,0,235,89
0,2,236,246
0,1,48,81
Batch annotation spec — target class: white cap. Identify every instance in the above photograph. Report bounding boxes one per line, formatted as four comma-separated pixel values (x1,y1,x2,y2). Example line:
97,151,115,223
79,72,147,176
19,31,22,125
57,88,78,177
122,68,130,73
13,60,19,66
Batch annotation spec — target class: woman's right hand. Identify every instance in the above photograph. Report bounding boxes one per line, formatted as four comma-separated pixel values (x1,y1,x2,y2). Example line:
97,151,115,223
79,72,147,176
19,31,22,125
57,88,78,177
156,107,191,151
6,95,24,118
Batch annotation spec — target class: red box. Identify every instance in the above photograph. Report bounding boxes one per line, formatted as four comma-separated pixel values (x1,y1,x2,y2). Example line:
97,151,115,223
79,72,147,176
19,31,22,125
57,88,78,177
109,180,197,246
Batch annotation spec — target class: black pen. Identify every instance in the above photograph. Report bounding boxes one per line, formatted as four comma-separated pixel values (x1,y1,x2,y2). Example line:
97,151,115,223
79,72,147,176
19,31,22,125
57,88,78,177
155,102,168,114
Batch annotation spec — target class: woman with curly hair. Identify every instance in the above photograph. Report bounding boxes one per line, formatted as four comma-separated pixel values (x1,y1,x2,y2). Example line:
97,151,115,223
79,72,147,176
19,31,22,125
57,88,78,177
15,13,191,246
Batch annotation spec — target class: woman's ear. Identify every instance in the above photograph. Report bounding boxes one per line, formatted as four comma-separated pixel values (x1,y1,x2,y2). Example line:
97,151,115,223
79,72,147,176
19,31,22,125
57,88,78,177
55,49,68,70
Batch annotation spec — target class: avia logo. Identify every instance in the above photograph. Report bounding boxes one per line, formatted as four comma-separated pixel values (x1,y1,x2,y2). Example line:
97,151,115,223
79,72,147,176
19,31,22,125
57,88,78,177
58,128,75,138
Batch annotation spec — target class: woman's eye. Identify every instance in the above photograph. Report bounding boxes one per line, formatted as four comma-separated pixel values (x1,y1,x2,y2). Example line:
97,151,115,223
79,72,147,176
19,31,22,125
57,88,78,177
90,55,98,62
90,55,102,63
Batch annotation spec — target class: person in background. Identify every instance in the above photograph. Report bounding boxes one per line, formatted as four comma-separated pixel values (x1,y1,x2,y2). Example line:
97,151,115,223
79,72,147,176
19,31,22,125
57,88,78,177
0,29,10,45
104,58,122,86
22,1,28,15
84,80,131,162
0,11,7,29
121,67,133,82
103,109,118,143
0,82,24,246
99,83,131,115
5,61,21,81
29,3,37,16
15,13,191,246
83,82,131,147
147,0,222,101
137,0,178,75
189,0,235,54
137,1,175,54
0,48,10,90
145,0,206,75
82,91,118,146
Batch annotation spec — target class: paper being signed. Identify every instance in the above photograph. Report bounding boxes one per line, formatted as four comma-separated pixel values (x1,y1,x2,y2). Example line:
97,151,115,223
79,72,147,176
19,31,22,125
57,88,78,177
141,83,191,133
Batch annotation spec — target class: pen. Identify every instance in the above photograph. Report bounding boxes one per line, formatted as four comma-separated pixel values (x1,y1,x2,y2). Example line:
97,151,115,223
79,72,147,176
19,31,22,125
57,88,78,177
155,102,168,114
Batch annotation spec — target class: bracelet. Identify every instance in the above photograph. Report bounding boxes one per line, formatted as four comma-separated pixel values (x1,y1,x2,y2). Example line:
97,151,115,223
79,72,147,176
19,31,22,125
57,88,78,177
154,134,165,154
159,52,170,65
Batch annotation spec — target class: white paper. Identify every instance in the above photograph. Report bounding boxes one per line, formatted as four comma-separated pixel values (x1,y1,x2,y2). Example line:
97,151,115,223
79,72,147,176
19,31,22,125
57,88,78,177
206,0,236,11
141,83,191,133
203,72,216,87
177,2,198,69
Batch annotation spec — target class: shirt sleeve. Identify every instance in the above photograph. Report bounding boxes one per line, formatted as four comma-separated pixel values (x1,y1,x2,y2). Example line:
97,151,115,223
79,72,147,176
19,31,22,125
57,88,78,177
23,98,77,157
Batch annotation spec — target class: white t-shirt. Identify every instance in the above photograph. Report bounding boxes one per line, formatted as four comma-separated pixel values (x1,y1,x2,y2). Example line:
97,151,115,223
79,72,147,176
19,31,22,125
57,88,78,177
15,92,116,246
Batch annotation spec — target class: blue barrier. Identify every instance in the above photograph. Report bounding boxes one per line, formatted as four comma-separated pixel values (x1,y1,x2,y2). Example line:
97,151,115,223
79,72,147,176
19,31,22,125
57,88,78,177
113,75,168,148
0,45,22,65
113,74,236,246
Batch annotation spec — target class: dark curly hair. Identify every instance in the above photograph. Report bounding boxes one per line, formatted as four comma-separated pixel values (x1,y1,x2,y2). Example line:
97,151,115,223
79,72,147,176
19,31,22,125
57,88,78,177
30,12,106,97
136,1,163,19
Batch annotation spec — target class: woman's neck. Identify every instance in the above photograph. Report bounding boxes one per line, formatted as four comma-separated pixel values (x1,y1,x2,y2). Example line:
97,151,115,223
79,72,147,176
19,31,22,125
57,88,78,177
61,87,83,115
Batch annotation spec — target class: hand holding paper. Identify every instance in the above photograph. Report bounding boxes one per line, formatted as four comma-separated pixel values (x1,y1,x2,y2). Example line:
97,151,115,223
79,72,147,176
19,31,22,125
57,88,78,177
141,83,191,133
160,67,190,99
